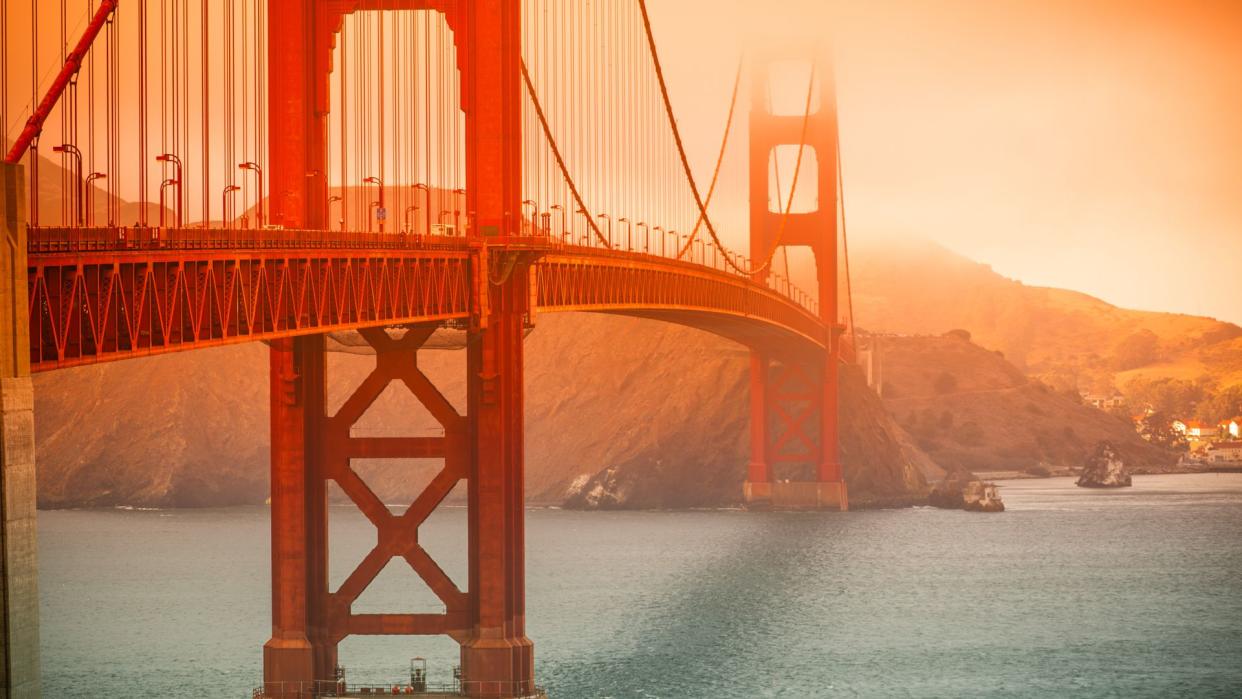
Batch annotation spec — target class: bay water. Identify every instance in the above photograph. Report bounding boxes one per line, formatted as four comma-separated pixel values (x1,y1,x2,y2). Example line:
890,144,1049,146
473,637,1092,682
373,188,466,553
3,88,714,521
39,474,1242,697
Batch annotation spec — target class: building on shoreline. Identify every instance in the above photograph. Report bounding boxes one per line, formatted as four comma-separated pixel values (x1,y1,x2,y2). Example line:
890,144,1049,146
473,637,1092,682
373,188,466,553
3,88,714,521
1206,441,1242,464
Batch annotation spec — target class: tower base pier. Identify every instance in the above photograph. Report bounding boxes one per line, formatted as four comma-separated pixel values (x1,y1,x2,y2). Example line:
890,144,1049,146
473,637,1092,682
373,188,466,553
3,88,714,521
744,481,848,511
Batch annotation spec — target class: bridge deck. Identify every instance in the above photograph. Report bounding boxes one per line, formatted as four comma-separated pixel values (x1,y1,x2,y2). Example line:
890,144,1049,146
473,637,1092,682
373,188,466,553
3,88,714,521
26,227,826,372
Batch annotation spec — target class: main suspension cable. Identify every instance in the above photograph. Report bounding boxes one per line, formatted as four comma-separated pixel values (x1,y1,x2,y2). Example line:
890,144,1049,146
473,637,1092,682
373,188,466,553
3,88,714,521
675,57,742,260
638,0,813,277
518,58,610,248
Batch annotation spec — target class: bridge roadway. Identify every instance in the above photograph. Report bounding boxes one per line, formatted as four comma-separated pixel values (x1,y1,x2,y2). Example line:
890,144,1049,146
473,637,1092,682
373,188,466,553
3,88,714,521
26,226,827,373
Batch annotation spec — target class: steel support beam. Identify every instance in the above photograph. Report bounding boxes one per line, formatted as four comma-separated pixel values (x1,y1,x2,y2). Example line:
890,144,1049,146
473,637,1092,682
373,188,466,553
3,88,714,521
0,162,40,698
460,0,536,695
264,335,332,697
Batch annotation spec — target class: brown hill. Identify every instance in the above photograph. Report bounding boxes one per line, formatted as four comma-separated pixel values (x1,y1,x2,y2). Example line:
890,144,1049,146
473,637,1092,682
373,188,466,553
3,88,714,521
34,313,929,509
875,331,1178,475
850,236,1242,394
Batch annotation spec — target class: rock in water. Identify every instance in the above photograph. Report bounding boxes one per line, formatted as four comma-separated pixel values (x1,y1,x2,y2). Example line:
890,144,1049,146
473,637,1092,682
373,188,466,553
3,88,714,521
1077,441,1132,488
928,471,1005,512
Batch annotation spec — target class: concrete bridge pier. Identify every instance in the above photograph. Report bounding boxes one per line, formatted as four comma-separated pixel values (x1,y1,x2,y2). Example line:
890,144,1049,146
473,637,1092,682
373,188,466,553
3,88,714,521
0,163,41,698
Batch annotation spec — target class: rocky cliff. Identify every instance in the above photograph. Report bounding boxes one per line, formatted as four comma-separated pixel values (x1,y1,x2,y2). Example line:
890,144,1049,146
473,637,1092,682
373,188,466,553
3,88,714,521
876,332,1178,475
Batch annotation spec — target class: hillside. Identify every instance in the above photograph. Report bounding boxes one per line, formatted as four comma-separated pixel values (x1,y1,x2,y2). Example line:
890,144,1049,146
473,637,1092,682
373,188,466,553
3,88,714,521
34,313,929,509
849,236,1242,395
875,332,1178,475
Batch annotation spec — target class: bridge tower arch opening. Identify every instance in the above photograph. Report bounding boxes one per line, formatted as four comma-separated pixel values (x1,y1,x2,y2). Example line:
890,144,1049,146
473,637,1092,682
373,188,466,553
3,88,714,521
263,1,538,696
744,51,848,511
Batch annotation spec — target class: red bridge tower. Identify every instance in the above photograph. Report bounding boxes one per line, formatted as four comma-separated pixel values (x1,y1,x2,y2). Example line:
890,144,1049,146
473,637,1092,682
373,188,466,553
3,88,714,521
744,51,849,511
262,1,537,696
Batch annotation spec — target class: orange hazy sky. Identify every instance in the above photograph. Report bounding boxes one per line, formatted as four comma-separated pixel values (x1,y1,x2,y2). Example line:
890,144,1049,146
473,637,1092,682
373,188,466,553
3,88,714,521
649,0,1242,325
4,1,1240,325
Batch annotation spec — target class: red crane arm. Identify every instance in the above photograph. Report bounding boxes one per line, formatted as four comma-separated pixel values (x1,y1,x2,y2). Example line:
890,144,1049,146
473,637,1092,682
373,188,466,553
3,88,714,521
4,0,118,165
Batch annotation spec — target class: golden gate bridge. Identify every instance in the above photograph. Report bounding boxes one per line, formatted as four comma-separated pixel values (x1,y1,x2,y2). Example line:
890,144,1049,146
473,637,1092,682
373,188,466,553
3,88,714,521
0,1,854,696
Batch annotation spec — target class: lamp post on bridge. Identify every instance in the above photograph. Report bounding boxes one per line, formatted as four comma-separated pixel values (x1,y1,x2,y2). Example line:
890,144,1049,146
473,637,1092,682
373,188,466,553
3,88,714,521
596,213,612,248
85,172,106,227
550,204,566,242
159,179,178,228
575,208,589,245
363,176,385,233
404,206,418,234
52,144,83,225
617,217,633,251
412,183,429,235
521,199,538,236
452,188,466,234
636,222,650,253
328,195,343,231
654,226,665,256
222,185,240,229
238,161,264,228
156,153,183,228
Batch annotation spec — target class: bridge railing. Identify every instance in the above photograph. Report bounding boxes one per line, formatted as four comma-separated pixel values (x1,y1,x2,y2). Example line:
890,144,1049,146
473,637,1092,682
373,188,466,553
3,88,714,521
27,226,471,254
549,226,821,319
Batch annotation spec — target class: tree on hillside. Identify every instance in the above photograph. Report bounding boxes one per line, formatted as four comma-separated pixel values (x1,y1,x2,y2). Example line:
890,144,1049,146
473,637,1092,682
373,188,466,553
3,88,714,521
1112,329,1161,371
1121,376,1208,418
1195,384,1242,423
1136,411,1187,451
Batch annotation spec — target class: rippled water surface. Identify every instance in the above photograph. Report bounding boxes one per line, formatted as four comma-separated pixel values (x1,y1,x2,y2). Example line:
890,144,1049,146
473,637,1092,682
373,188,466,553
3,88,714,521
40,473,1242,697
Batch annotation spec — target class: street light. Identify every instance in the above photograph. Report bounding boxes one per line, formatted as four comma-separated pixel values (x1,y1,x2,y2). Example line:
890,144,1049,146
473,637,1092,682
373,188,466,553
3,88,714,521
404,205,417,233
222,185,241,228
363,176,385,233
85,172,107,227
521,199,538,235
453,188,466,234
575,208,590,245
596,213,612,248
653,226,665,256
52,144,83,225
156,153,183,228
159,178,178,228
550,204,567,242
636,222,650,252
617,217,633,251
238,162,264,228
412,183,430,235
327,195,343,231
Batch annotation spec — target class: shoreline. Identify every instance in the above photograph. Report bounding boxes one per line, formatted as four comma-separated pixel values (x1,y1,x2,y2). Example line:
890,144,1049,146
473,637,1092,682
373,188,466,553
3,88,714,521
36,471,1242,512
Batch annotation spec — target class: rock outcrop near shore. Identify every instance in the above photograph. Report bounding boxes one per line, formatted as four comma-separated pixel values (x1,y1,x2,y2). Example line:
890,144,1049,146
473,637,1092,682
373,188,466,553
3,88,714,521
1076,441,1132,488
928,471,1005,512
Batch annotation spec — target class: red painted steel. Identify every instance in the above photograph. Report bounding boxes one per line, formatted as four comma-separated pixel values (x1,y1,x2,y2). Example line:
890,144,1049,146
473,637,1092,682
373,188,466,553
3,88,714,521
746,50,847,502
459,0,537,694
25,233,827,372
27,229,471,372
